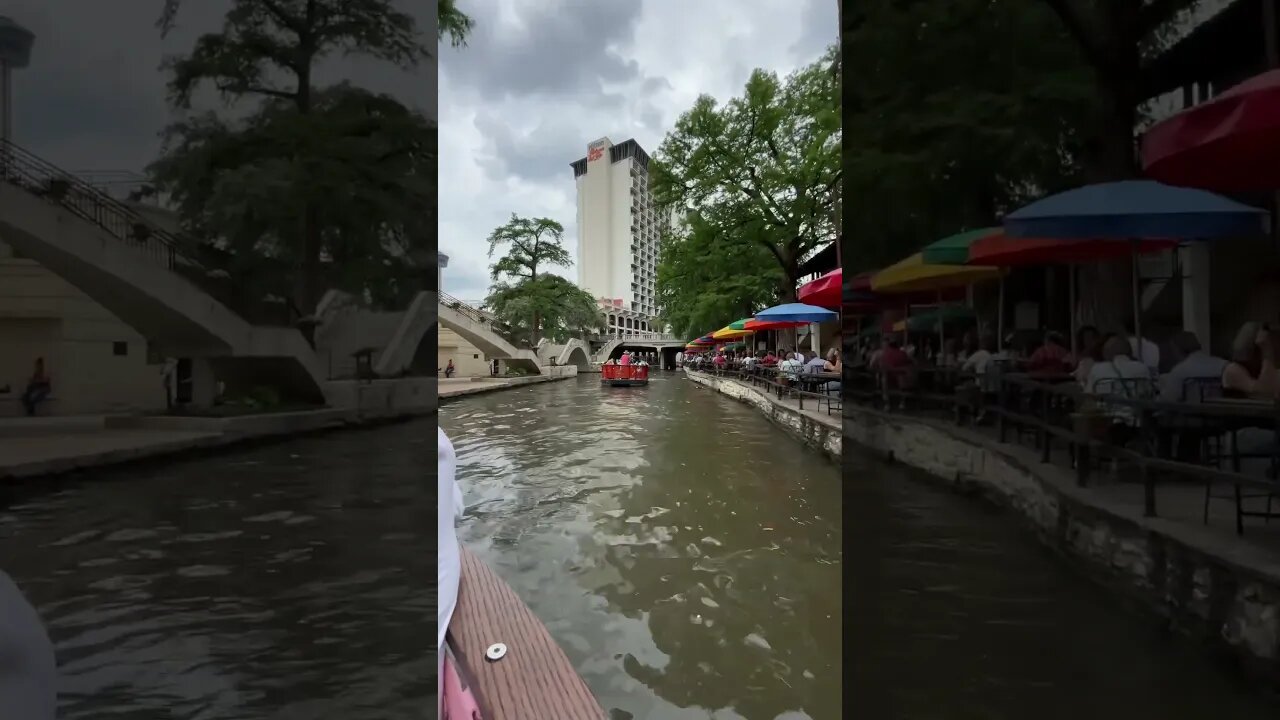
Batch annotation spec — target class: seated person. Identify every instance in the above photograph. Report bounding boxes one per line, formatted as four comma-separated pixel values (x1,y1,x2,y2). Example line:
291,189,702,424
1222,321,1279,400
1159,330,1228,402
873,338,913,388
1125,318,1161,376
777,352,803,380
1026,331,1070,373
1071,325,1103,385
1086,335,1153,430
960,334,1003,393
21,358,51,417
803,352,828,375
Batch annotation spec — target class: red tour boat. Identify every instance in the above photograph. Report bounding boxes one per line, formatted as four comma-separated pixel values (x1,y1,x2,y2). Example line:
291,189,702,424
601,363,649,387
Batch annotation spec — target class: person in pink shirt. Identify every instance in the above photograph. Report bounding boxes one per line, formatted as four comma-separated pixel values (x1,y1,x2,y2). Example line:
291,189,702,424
618,352,632,365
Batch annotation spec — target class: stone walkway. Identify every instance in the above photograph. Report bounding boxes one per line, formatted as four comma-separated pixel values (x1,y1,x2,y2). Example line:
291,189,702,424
874,404,1280,561
0,427,223,479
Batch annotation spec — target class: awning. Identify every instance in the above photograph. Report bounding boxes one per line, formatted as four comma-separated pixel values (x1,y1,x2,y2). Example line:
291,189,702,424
755,303,838,323
798,268,841,309
1142,67,1280,192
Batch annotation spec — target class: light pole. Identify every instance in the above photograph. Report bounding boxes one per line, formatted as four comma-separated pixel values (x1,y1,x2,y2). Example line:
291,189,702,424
0,16,34,146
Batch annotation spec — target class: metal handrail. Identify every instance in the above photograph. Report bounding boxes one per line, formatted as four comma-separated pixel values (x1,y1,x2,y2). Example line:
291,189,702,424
0,139,204,273
438,290,495,326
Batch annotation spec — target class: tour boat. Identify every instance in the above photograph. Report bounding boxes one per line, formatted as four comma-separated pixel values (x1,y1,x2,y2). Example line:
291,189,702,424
444,547,604,719
600,364,650,386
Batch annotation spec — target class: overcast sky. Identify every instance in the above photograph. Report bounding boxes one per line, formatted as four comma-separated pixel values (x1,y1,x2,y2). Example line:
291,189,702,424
1,0,434,197
439,0,838,305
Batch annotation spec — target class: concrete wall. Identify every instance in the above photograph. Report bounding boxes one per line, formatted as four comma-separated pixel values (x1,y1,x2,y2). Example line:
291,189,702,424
439,326,490,377
685,370,840,459
315,303,406,379
843,404,1280,684
0,252,165,416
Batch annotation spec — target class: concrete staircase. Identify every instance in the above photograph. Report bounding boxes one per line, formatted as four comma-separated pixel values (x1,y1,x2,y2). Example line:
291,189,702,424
0,140,329,402
437,292,541,374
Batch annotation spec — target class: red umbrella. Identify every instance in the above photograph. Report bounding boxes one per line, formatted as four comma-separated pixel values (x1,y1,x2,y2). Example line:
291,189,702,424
1142,68,1280,191
744,318,808,331
850,271,876,292
797,269,841,308
967,234,1178,266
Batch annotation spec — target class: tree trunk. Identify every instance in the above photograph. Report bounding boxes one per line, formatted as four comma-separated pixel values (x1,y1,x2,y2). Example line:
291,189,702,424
1073,14,1142,334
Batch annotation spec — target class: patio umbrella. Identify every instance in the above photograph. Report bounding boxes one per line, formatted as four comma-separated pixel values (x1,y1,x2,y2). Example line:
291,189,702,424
1004,180,1268,363
920,227,1001,265
1003,180,1268,239
1142,68,1280,192
798,269,842,309
891,306,976,333
850,271,876,293
744,318,808,331
966,233,1179,355
755,303,838,323
870,253,1003,294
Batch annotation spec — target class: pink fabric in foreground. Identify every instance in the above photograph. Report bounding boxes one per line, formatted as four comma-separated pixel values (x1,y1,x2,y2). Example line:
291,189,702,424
442,648,483,720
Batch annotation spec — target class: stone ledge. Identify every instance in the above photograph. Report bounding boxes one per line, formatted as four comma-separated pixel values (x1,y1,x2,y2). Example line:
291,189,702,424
844,403,1280,686
685,370,840,459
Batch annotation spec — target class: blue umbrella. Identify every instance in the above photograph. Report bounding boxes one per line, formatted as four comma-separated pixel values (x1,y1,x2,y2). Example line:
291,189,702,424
755,303,838,323
1003,180,1268,240
1004,180,1268,365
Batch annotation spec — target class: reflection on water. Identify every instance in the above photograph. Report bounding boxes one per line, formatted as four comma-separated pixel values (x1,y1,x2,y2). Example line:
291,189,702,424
441,373,843,719
1,425,434,719
846,450,1280,718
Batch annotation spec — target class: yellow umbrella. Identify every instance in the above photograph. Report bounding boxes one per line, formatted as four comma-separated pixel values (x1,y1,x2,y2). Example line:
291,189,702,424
870,253,1004,293
711,326,752,339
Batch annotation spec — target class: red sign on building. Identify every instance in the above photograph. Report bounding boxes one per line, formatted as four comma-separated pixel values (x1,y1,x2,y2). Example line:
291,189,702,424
587,146,604,162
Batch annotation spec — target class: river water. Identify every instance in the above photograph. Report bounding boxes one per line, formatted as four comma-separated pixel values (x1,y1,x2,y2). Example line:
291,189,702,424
2,371,1276,719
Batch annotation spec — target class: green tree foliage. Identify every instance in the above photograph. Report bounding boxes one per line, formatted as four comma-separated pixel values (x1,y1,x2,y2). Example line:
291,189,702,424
656,214,781,340
483,215,603,345
842,0,1094,272
152,0,436,323
652,46,841,321
1039,0,1201,180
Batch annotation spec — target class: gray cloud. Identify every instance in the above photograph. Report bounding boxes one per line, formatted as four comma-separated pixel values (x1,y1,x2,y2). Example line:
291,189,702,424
4,0,434,177
441,0,644,101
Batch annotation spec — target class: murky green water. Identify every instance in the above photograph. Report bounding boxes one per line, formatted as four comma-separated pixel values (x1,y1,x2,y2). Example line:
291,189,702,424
440,372,843,719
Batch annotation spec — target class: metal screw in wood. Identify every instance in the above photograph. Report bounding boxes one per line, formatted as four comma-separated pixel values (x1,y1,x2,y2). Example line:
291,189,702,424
485,643,507,662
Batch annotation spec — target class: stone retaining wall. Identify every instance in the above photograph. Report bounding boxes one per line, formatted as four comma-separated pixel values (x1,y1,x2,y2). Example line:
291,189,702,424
844,403,1280,686
686,371,840,459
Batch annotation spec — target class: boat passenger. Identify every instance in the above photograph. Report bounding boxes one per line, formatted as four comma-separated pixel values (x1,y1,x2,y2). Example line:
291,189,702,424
438,427,463,715
0,569,56,720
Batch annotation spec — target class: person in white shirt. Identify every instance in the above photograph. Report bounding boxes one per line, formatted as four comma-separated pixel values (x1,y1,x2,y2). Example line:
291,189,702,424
1124,319,1161,375
778,352,803,379
961,334,1005,393
1086,335,1153,427
438,427,464,713
1158,331,1228,402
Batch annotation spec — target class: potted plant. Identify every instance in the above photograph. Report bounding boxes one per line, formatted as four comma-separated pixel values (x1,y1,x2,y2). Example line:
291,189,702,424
45,177,70,200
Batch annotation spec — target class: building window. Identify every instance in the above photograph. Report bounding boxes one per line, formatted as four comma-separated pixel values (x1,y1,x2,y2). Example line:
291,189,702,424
113,341,128,356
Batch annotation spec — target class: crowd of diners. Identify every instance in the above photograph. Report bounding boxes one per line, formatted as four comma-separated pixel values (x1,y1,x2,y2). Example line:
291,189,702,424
854,320,1279,400
850,319,1280,470
685,346,842,393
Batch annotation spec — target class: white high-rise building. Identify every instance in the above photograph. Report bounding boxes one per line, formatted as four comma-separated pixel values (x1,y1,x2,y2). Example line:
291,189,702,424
571,137,668,338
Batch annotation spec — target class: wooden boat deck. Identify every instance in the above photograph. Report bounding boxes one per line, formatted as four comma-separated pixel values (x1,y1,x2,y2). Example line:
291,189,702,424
448,547,605,720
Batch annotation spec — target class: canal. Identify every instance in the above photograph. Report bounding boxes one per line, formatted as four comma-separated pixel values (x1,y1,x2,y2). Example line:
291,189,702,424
0,371,1274,718
440,372,843,719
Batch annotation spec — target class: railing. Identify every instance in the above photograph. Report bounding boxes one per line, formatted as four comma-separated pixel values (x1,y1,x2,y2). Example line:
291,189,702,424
439,290,495,326
0,139,203,274
0,139,303,326
843,366,1280,534
687,363,842,416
